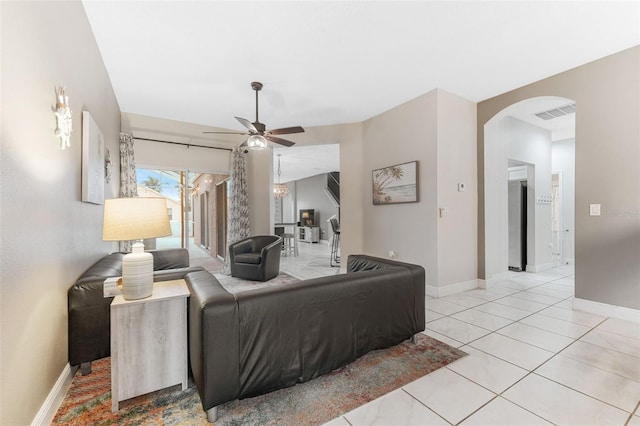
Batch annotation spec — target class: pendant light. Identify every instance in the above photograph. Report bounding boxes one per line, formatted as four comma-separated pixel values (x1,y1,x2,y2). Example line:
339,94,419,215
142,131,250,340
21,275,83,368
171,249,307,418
274,154,289,198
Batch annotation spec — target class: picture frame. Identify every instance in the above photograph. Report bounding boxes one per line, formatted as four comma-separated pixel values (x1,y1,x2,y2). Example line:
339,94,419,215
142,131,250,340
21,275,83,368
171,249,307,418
372,161,418,205
81,111,105,204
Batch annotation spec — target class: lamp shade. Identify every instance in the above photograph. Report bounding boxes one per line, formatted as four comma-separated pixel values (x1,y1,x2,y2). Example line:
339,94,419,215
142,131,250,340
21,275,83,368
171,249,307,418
103,197,171,241
103,197,171,300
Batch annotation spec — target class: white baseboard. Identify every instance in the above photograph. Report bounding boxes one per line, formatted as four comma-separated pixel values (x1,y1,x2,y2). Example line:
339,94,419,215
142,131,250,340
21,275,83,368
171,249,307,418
573,298,640,323
31,363,77,426
427,279,481,298
526,262,555,273
478,272,510,289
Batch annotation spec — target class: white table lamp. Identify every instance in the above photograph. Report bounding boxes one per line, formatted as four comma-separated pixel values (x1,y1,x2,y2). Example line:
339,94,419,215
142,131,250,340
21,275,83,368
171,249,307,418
103,197,171,300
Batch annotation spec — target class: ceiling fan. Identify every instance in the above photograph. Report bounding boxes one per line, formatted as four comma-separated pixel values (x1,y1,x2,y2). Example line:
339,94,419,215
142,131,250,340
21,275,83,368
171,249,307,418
204,81,304,149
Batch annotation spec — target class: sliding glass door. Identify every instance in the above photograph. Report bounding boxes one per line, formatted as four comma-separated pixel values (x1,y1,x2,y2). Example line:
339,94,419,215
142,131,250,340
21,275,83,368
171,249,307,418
136,168,229,264
136,168,187,249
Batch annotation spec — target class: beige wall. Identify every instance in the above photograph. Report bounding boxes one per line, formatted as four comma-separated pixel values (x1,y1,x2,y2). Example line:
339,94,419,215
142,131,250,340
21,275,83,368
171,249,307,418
134,139,231,174
362,89,477,289
335,124,365,265
248,148,274,235
363,90,439,283
122,112,233,174
436,90,478,288
478,46,640,309
0,2,121,424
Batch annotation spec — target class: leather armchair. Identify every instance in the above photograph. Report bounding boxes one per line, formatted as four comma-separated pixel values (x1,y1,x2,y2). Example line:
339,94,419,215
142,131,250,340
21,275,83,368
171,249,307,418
229,235,282,281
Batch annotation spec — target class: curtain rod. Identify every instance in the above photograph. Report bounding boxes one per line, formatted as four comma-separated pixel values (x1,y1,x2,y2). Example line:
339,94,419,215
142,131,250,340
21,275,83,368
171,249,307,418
134,137,233,152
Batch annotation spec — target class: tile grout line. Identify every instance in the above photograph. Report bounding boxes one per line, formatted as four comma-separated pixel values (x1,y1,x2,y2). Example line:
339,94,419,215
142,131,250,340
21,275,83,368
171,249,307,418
442,368,551,426
452,315,636,420
346,267,635,424
399,388,455,426
625,400,640,426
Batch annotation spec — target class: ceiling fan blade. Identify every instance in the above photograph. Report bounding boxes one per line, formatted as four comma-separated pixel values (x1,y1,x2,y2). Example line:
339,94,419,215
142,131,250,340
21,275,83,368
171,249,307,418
235,116,257,132
202,131,248,135
266,135,295,147
269,126,305,135
239,140,248,147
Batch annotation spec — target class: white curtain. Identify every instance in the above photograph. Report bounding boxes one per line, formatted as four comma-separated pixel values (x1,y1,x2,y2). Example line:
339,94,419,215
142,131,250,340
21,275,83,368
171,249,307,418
118,132,138,252
223,148,250,274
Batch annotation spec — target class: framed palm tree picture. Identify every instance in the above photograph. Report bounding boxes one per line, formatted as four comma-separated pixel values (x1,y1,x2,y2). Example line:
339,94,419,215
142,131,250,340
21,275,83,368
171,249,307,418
372,161,418,205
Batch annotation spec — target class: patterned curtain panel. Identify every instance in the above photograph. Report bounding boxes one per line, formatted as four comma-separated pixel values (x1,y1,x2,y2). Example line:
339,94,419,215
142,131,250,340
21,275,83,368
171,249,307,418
118,132,138,252
223,148,250,274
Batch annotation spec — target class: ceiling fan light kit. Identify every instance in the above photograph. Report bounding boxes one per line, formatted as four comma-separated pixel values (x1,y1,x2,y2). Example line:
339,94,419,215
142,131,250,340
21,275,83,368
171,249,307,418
247,134,267,150
204,81,304,150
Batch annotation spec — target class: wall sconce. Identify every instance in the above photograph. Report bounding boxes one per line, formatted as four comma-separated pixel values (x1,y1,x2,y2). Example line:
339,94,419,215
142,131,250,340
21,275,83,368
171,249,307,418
53,86,73,149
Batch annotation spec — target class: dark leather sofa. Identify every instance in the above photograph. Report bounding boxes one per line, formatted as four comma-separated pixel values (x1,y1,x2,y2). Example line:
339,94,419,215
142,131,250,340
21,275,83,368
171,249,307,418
67,248,204,373
185,254,425,422
228,235,283,281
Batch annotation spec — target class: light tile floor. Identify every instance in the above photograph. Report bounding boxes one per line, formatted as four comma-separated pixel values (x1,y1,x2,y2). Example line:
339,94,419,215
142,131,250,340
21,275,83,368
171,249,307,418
279,240,341,280
286,245,640,426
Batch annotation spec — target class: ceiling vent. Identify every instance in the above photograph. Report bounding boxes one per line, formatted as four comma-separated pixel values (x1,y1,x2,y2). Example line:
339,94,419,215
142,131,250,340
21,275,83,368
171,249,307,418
534,103,576,120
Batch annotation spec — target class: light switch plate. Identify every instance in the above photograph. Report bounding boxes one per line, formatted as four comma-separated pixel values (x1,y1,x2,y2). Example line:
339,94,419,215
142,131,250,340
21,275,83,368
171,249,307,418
439,207,449,218
458,183,465,192
590,204,601,216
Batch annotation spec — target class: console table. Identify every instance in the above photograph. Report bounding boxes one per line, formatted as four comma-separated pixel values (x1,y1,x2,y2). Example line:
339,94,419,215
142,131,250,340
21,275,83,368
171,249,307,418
298,226,320,243
110,279,189,412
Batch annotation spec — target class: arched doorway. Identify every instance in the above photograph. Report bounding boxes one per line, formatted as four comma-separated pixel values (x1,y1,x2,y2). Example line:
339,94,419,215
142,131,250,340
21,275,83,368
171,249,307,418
483,96,576,284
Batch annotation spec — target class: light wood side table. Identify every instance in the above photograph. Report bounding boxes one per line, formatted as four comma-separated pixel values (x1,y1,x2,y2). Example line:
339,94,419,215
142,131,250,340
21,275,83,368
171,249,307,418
110,279,189,412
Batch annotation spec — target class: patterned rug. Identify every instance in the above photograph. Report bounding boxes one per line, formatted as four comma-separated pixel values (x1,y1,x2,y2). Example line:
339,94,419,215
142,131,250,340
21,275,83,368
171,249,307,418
53,334,466,425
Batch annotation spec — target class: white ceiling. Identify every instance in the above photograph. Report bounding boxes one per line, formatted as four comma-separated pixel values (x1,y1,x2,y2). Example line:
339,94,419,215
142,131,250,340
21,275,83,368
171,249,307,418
82,1,640,181
274,144,339,184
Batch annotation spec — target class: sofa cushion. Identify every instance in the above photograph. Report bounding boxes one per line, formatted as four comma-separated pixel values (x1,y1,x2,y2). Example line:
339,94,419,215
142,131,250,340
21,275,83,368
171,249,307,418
152,248,191,270
234,266,419,398
76,252,125,283
234,253,262,265
154,267,205,282
347,256,396,272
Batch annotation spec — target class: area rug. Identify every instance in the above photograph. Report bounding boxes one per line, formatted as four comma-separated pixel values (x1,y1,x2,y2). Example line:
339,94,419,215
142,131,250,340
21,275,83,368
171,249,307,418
213,271,301,294
53,334,466,425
